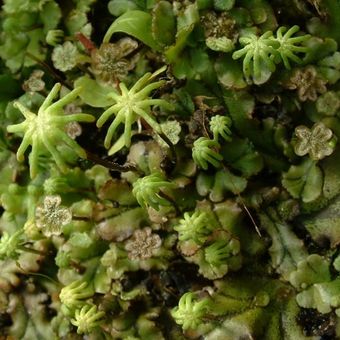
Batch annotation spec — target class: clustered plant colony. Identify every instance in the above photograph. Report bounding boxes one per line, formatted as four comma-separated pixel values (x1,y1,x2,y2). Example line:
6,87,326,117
0,0,340,339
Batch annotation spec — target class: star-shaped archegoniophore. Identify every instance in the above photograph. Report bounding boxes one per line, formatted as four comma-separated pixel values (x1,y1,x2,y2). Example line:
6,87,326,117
174,211,214,244
96,66,173,153
209,115,232,142
171,292,211,330
204,239,240,266
0,230,24,260
274,25,310,69
233,26,310,84
294,122,336,160
7,83,95,178
232,31,279,84
192,137,223,170
132,172,175,211
59,280,94,314
71,304,105,334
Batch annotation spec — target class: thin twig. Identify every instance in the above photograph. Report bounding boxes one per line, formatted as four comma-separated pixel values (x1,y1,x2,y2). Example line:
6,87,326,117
25,52,72,89
86,150,138,173
222,165,262,237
